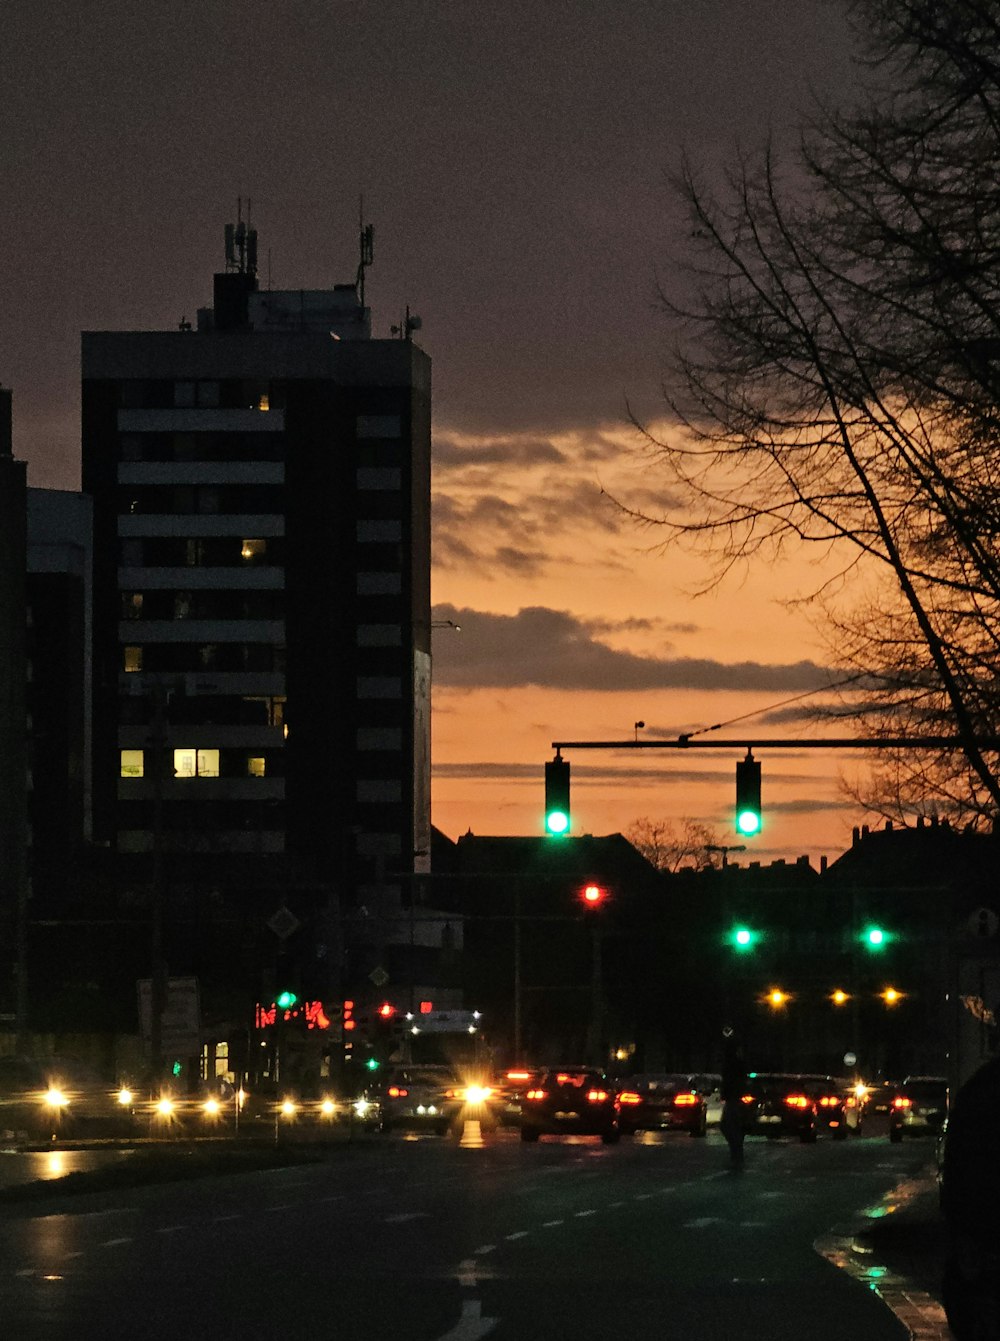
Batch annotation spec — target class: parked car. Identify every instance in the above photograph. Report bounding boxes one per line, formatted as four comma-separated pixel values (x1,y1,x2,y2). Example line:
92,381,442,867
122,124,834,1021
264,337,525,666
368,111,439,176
519,1068,620,1143
0,1055,137,1140
616,1073,708,1136
889,1075,948,1142
740,1072,851,1143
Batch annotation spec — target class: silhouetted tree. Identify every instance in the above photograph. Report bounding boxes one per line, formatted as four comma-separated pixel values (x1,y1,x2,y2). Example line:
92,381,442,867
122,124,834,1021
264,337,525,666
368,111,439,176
635,0,1000,826
624,816,722,872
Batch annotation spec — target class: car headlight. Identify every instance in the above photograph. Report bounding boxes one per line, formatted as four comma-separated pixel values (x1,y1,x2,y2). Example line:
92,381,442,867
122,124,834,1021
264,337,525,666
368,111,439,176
44,1088,69,1110
464,1085,492,1105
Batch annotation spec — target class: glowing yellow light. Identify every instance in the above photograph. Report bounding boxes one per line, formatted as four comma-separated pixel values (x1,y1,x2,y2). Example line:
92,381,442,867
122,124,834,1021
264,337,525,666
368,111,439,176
766,988,789,1008
280,1098,297,1118
463,1086,492,1105
203,1098,220,1116
320,1098,336,1117
44,1088,69,1109
258,394,270,412
156,1097,174,1116
117,1088,133,1106
882,987,902,1005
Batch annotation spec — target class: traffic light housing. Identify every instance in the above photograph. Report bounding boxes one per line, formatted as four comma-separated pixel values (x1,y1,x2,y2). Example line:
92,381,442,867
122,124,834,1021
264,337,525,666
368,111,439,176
862,925,890,951
735,750,762,836
276,990,298,1010
545,754,571,836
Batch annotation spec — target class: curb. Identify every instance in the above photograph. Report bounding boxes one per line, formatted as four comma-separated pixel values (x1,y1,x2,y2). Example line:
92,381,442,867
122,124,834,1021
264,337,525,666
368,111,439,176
815,1172,952,1339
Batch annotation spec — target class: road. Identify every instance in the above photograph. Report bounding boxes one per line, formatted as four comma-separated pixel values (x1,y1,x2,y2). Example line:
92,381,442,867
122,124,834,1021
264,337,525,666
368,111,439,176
0,1123,932,1340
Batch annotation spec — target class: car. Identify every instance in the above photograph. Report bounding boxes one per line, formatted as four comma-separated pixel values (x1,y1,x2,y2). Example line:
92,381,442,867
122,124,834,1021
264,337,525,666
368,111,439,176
0,1055,138,1140
616,1073,708,1136
889,1075,948,1142
379,1065,494,1134
739,1072,851,1143
519,1068,620,1143
494,1068,543,1127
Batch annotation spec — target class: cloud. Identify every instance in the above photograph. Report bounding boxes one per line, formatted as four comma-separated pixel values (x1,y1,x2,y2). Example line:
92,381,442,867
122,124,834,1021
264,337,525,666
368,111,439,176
432,604,833,692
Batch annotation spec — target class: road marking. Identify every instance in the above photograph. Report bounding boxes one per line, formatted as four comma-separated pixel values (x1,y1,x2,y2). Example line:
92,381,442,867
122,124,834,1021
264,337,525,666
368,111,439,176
473,1244,496,1255
16,1268,35,1277
633,1193,653,1201
101,1238,132,1247
265,1204,295,1212
212,1214,241,1222
157,1225,187,1234
608,1200,625,1208
739,1221,767,1227
505,1231,530,1240
63,1252,84,1259
682,1217,721,1229
385,1212,430,1223
433,1297,499,1341
542,1219,564,1228
574,1209,597,1218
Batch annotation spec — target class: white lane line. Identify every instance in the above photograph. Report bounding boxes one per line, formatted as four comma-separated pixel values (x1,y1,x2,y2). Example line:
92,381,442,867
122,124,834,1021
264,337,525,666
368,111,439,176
63,1252,84,1260
739,1221,767,1227
633,1193,653,1201
265,1204,295,1213
473,1244,496,1255
683,1217,721,1229
433,1297,499,1341
101,1238,132,1247
608,1200,625,1208
385,1212,430,1223
505,1231,530,1240
574,1209,597,1218
16,1268,35,1278
212,1214,241,1222
542,1219,564,1228
157,1225,187,1234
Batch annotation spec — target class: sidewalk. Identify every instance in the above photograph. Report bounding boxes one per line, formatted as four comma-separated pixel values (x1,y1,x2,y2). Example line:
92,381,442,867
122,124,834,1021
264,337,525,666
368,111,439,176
818,1165,953,1339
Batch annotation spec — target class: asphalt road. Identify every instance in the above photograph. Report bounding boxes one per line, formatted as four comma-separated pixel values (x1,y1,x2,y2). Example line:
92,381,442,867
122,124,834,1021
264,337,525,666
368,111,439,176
0,1123,933,1340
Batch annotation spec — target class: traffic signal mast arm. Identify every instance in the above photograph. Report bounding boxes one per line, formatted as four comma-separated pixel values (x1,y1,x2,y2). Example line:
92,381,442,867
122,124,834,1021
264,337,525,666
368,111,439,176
550,736,1000,750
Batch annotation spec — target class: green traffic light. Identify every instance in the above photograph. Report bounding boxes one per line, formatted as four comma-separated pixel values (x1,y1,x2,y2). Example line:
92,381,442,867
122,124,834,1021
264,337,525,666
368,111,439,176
862,925,888,950
276,990,298,1009
731,925,756,951
365,1057,381,1072
736,809,761,836
546,809,570,836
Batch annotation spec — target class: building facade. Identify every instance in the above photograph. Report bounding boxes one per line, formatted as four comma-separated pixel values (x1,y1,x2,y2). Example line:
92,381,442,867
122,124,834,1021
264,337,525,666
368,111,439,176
80,235,432,1043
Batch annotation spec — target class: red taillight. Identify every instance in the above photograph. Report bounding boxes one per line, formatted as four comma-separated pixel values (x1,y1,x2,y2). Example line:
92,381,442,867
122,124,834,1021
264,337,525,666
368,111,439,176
740,1094,755,1105
893,1095,912,1109
526,1089,547,1101
673,1092,698,1107
387,1086,408,1098
819,1096,840,1107
507,1071,531,1082
587,1089,609,1103
618,1091,642,1105
784,1094,809,1109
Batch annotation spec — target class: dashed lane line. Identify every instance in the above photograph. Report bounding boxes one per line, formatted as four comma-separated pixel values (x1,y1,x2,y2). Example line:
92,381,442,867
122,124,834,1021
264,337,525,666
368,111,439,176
542,1219,564,1228
101,1238,132,1247
574,1210,597,1218
505,1231,530,1241
156,1225,187,1234
473,1244,496,1256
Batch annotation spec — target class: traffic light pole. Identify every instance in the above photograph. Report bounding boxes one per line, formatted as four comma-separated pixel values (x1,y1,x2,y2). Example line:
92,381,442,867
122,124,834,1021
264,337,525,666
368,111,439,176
551,735,1000,750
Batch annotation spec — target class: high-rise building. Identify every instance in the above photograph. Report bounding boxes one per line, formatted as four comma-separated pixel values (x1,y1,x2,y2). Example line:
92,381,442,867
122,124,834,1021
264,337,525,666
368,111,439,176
81,224,431,1032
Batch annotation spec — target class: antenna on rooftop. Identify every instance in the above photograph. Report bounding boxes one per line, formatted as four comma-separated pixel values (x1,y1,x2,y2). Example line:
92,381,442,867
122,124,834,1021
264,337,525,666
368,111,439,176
225,197,258,278
357,195,374,309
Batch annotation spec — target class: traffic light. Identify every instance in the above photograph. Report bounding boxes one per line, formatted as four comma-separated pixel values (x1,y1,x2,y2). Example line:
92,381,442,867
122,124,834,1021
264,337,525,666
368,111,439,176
276,990,298,1010
580,883,607,907
861,925,890,951
728,924,759,952
545,754,571,836
735,750,761,836
377,1002,396,1020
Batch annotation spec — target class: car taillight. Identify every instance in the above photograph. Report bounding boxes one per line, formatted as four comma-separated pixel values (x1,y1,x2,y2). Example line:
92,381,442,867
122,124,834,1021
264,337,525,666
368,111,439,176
740,1094,755,1105
618,1091,642,1105
587,1089,609,1103
784,1094,809,1109
507,1071,531,1082
526,1089,547,1101
819,1096,839,1107
893,1095,912,1109
387,1086,408,1098
673,1092,698,1107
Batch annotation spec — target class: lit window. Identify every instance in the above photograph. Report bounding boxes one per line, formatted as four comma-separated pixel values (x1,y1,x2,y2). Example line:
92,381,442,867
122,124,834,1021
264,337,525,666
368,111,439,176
258,393,270,412
247,756,266,778
120,750,144,778
123,646,143,673
122,593,143,619
241,539,266,562
173,748,220,778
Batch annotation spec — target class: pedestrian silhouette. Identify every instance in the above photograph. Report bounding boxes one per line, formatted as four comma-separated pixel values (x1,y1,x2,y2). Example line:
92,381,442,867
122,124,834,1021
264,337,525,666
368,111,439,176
720,1026,747,1169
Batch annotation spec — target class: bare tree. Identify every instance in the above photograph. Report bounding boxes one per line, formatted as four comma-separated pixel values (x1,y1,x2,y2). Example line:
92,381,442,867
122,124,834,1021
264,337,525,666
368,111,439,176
632,0,1000,825
624,817,723,872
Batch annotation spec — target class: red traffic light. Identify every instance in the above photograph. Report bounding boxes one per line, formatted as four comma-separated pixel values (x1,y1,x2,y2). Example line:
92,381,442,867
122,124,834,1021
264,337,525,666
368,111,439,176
377,1002,396,1019
581,884,606,906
